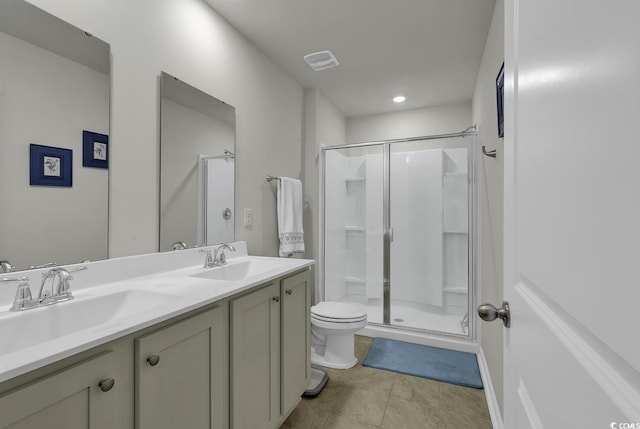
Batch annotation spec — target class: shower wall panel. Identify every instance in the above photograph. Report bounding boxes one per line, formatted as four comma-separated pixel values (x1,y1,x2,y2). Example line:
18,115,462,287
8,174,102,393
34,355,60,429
324,150,348,302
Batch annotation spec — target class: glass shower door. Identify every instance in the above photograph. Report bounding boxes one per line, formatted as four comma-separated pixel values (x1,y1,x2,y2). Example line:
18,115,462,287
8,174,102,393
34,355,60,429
323,145,385,323
322,131,476,338
388,136,471,335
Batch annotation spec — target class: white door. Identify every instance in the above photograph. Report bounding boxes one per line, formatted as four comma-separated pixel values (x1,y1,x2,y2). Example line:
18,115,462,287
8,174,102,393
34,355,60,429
502,0,640,427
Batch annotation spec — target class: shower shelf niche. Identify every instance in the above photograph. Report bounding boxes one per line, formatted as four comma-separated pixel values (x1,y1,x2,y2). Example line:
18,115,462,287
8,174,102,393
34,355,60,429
443,286,467,294
344,226,365,232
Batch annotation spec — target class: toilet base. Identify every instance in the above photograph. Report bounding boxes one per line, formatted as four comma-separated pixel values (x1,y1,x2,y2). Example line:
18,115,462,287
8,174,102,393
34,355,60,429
310,332,358,369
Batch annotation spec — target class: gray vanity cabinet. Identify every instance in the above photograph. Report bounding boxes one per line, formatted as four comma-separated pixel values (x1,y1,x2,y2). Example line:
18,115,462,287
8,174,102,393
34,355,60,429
280,271,311,416
0,350,130,429
0,267,310,429
136,305,229,429
230,281,280,429
230,270,310,429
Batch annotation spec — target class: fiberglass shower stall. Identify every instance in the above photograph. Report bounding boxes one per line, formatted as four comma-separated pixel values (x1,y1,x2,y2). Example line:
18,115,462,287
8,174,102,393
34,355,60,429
321,130,477,339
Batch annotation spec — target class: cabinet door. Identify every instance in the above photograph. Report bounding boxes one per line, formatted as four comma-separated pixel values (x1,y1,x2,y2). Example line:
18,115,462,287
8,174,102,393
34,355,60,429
0,351,126,429
280,271,310,416
136,305,228,429
230,283,280,429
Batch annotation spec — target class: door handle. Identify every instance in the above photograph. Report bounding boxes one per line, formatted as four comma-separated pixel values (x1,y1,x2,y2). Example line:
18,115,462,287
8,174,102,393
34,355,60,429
478,301,510,328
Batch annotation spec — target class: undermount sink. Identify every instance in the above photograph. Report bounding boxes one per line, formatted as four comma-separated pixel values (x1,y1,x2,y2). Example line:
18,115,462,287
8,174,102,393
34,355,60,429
0,289,179,356
191,258,290,282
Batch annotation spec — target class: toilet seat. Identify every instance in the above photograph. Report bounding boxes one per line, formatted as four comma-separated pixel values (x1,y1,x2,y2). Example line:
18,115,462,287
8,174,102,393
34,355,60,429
311,313,367,323
311,302,366,322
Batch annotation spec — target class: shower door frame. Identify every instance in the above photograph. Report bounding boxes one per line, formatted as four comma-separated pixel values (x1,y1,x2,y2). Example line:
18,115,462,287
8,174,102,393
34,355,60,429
320,129,479,340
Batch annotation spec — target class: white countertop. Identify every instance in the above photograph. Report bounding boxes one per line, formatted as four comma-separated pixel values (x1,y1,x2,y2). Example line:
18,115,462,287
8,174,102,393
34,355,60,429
0,242,313,384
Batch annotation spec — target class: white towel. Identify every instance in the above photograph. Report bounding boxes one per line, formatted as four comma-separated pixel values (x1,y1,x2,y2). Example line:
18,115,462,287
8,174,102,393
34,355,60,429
277,177,305,257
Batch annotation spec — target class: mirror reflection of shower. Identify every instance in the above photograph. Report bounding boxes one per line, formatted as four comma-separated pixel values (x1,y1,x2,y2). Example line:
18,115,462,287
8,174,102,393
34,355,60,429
322,131,477,338
159,71,236,251
197,151,235,246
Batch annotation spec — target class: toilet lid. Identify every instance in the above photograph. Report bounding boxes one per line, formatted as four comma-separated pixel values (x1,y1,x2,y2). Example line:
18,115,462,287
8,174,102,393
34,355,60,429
311,301,367,321
312,313,367,323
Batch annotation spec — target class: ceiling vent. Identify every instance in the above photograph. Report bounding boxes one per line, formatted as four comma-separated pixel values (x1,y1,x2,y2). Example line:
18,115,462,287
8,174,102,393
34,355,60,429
304,50,339,71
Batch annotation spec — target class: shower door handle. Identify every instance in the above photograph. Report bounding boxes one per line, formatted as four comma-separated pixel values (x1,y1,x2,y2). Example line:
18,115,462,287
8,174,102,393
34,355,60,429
385,228,394,242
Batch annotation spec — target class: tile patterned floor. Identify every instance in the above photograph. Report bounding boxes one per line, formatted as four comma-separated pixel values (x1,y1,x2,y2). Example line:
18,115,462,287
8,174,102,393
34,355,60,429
281,336,493,429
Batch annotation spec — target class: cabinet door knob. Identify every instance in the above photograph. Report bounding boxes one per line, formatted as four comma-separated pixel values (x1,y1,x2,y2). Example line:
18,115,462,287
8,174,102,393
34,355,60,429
147,354,160,366
285,289,292,295
272,296,280,302
98,377,115,392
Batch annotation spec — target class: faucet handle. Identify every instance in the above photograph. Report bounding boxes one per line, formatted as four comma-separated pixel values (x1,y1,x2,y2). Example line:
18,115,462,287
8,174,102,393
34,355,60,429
3,277,33,312
199,249,214,268
30,262,57,270
1,275,29,284
68,265,88,274
56,270,73,296
12,280,33,311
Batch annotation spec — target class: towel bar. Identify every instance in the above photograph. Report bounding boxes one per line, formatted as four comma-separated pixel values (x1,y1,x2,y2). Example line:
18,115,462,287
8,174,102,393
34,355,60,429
482,146,497,158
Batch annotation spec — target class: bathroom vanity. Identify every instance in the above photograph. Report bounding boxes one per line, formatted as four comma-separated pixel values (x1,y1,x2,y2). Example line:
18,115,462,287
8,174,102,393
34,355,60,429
0,243,312,429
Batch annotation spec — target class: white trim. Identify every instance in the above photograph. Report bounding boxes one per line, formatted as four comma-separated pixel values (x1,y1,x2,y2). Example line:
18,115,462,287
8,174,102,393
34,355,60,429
317,144,326,305
477,348,504,429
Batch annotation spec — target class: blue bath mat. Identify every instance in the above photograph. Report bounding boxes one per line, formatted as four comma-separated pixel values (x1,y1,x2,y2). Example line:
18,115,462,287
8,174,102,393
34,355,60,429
363,338,483,389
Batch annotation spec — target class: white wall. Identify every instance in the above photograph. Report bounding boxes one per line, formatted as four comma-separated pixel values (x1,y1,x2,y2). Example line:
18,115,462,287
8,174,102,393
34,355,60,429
0,30,108,268
346,102,472,143
471,0,505,415
303,89,346,302
27,0,304,257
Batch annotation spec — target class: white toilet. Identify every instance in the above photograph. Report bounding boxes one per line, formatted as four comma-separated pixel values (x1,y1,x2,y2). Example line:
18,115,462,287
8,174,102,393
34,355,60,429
310,301,368,369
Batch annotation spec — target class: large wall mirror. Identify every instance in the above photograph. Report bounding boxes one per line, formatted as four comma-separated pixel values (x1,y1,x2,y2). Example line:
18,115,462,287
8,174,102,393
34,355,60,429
0,0,110,271
159,72,235,251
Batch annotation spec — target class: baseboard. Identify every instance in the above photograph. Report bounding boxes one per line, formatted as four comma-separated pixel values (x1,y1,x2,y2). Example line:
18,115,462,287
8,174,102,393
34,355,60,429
476,348,504,429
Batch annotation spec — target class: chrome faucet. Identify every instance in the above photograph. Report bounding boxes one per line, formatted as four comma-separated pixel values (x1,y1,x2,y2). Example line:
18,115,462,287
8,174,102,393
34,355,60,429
200,244,236,268
213,243,236,266
2,266,87,311
0,260,14,273
37,267,75,303
171,241,187,251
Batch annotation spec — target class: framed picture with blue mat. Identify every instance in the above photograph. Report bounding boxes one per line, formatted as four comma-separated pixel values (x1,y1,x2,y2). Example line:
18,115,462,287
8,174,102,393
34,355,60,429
363,337,483,389
29,144,72,187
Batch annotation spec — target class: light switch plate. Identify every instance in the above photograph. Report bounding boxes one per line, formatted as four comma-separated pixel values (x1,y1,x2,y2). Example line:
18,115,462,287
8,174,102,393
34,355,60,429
244,209,253,227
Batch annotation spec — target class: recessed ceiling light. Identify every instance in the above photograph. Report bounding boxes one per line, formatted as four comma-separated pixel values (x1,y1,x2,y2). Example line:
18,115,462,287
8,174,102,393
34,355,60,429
393,96,406,103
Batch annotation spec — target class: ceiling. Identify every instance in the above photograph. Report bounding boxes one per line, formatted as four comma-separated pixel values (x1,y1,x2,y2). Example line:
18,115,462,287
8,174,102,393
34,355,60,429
203,0,497,118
